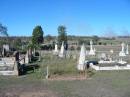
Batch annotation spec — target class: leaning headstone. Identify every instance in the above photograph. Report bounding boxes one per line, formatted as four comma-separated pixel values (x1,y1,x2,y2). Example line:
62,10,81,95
59,42,65,58
119,42,126,56
77,44,86,71
89,40,95,55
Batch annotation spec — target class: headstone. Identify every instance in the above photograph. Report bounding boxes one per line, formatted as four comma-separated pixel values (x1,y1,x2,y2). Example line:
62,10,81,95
25,50,29,64
119,42,126,56
13,51,19,75
28,48,32,62
89,40,95,55
100,53,107,60
77,44,86,71
86,50,89,55
3,44,9,51
53,43,59,55
33,48,36,56
126,44,129,55
2,48,6,57
110,49,114,54
46,66,49,79
59,42,65,58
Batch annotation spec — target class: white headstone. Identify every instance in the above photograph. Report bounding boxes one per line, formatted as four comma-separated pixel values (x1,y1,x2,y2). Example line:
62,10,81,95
119,42,126,56
46,66,49,79
25,50,29,64
59,42,65,58
110,49,114,54
126,44,129,55
53,43,59,55
101,53,107,60
89,40,95,55
3,44,9,51
77,44,86,71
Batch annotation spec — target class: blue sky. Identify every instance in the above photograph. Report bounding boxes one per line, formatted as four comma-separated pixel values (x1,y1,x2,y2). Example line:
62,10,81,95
0,0,130,36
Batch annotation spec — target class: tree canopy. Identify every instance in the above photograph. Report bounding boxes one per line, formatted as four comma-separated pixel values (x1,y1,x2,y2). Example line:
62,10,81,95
57,25,67,44
0,23,8,36
32,25,44,45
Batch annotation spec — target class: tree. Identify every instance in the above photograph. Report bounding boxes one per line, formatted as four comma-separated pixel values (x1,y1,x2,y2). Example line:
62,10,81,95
32,25,44,45
46,34,53,42
58,25,67,44
0,23,8,36
92,35,100,45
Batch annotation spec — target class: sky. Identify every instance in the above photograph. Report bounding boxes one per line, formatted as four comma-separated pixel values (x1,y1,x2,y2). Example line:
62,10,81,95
0,0,130,36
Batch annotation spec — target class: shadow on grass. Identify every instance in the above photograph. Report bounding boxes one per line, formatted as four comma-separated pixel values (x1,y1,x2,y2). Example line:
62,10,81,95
18,64,40,76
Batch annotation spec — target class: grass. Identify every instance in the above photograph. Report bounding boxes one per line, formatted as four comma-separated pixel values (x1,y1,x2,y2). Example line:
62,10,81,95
0,51,130,97
41,53,80,77
0,69,130,97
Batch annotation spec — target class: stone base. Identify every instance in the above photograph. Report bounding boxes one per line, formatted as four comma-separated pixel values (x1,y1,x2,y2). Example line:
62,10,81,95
77,64,85,71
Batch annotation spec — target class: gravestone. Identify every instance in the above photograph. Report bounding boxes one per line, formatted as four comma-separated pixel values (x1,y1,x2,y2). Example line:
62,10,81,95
2,48,6,57
59,42,65,58
126,44,129,54
53,43,59,55
33,48,36,56
13,51,19,75
25,50,29,64
3,44,9,51
46,66,49,79
100,53,107,60
77,44,86,71
89,40,95,55
119,42,126,56
110,49,114,54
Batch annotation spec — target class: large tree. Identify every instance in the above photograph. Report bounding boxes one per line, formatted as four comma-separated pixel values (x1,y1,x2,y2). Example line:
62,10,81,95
0,23,8,36
92,35,100,45
57,25,67,44
32,25,44,45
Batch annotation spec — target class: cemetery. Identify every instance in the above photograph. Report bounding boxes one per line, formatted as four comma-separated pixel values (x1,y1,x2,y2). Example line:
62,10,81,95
0,44,40,76
0,34,130,96
0,0,130,96
77,40,130,71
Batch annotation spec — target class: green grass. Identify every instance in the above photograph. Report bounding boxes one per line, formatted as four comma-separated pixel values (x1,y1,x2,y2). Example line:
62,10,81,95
41,53,79,77
0,70,130,97
1,52,130,97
